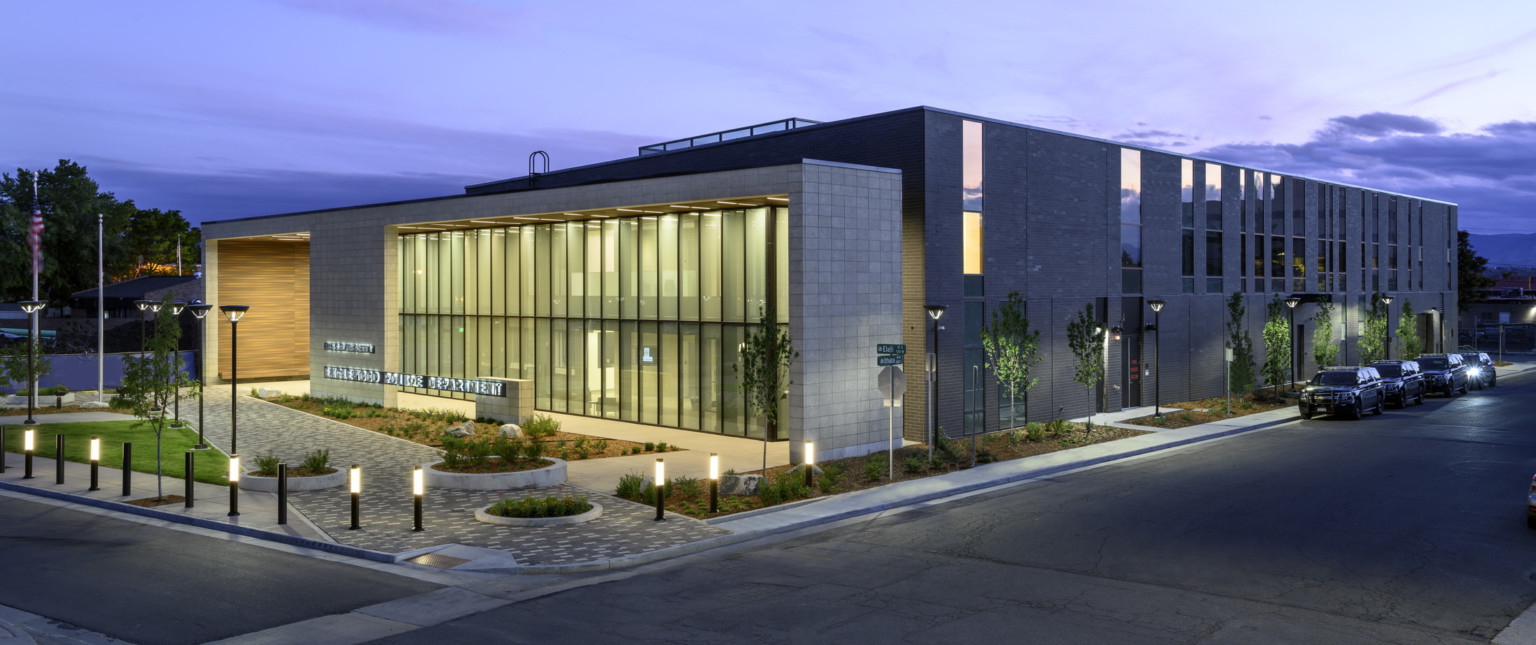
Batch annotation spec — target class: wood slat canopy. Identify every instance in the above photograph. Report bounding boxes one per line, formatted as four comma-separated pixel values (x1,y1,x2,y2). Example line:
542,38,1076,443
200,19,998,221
217,240,310,380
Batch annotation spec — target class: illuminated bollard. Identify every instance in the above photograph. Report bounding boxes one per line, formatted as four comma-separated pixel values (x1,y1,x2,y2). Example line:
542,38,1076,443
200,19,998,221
228,455,241,517
413,466,424,532
709,453,720,514
89,437,101,491
654,458,666,522
23,429,35,479
804,440,815,488
349,465,361,530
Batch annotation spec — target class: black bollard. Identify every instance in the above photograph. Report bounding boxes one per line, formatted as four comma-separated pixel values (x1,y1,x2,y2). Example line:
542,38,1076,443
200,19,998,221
1,426,7,474
55,434,65,484
121,442,132,495
277,464,288,525
184,451,195,508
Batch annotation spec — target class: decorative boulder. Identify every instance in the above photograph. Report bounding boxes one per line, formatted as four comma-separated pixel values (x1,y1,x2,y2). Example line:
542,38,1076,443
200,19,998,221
445,421,478,438
498,423,523,439
255,387,284,398
719,474,763,496
80,400,110,409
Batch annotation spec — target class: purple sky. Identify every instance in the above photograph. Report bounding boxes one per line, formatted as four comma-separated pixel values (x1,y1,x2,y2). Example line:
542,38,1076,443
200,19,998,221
3,1,1534,234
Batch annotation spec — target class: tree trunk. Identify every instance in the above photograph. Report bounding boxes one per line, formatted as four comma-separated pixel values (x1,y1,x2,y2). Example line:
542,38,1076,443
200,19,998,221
155,422,163,501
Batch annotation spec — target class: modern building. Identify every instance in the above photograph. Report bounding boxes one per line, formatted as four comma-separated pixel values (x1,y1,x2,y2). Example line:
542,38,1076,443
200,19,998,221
200,107,1458,464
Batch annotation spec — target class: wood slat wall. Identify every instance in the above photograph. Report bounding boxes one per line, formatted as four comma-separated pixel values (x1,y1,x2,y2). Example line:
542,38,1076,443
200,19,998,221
218,240,310,380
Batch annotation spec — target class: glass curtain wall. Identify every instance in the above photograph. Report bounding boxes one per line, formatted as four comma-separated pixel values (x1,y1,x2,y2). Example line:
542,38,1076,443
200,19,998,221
397,207,789,439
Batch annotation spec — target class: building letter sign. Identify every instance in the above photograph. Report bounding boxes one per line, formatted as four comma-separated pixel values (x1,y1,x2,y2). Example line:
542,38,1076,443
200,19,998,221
323,365,505,397
325,341,376,354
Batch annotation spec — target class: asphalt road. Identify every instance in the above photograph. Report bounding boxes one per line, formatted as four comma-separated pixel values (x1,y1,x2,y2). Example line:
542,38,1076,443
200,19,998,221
386,369,1536,644
0,497,439,644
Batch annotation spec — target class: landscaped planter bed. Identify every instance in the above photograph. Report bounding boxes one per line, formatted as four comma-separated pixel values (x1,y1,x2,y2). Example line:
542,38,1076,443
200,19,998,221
425,457,566,490
474,501,602,527
239,467,346,492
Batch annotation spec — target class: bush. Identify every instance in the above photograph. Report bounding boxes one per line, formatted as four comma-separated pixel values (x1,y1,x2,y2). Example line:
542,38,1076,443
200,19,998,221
759,471,811,506
40,385,69,396
817,464,843,494
903,455,926,474
322,403,355,420
252,453,281,476
644,442,656,452
521,414,560,439
494,437,525,463
656,442,670,452
488,496,591,518
672,475,704,497
1046,418,1071,435
864,452,888,481
302,448,331,472
932,428,962,464
1026,422,1046,441
615,472,645,500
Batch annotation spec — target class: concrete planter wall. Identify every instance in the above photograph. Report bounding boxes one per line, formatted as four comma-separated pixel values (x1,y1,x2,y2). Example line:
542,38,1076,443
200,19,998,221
474,502,602,527
3,392,76,406
239,467,346,492
423,457,566,490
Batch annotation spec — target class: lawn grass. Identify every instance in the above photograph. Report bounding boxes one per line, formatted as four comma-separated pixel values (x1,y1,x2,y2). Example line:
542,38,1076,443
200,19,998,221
2,420,230,485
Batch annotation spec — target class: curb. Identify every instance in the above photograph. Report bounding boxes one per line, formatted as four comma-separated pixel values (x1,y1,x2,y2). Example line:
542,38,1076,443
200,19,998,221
0,480,396,564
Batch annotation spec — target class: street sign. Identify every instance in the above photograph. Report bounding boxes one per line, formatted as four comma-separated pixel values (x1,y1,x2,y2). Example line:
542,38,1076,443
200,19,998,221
878,365,907,401
877,355,903,366
877,343,907,355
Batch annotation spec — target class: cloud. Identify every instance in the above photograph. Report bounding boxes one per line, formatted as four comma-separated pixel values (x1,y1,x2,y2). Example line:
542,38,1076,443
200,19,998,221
1196,113,1536,234
266,0,524,38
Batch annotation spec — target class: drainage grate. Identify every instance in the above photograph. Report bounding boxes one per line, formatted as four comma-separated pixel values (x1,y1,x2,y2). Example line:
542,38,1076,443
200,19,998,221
406,553,471,569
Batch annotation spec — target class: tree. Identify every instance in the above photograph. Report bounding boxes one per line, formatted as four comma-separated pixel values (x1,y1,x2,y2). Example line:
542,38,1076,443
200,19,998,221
1457,230,1493,313
1065,303,1105,428
981,291,1041,430
116,293,196,500
1260,296,1290,397
0,161,200,303
1226,292,1257,395
0,337,53,398
734,305,797,474
1359,293,1390,364
1396,300,1422,359
1312,300,1340,369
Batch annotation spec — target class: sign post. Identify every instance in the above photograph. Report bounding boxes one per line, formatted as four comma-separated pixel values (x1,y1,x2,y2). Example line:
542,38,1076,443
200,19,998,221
878,364,907,480
1225,347,1234,418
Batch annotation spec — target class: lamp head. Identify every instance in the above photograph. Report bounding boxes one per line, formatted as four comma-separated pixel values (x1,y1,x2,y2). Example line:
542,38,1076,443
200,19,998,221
349,465,361,494
1284,296,1301,309
655,458,665,485
18,300,46,314
172,301,187,315
134,299,152,312
220,305,250,323
805,441,815,466
926,305,947,321
148,301,163,313
412,466,424,496
1147,299,1165,313
1381,295,1394,305
24,429,34,451
187,303,213,319
709,453,719,480
90,436,101,461
229,455,240,482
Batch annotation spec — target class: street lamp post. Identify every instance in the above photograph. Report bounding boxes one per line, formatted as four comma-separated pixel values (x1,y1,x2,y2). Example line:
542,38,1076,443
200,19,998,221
18,300,46,426
1380,295,1394,360
925,305,947,463
1283,297,1301,392
1428,307,1442,353
170,301,186,427
134,299,153,353
1147,300,1165,418
220,305,249,454
187,303,212,449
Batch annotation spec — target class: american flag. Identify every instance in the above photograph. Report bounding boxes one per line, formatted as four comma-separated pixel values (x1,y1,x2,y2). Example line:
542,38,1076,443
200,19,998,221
29,176,43,274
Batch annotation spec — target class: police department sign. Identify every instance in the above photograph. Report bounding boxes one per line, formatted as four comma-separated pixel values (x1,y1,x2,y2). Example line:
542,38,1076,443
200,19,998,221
324,341,375,354
323,365,505,397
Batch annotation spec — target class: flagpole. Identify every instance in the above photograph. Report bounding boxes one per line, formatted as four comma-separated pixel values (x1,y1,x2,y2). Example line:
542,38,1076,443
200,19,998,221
98,213,105,403
30,174,40,407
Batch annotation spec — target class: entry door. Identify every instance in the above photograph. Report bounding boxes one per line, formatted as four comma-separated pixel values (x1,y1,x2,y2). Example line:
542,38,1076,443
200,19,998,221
1122,334,1141,408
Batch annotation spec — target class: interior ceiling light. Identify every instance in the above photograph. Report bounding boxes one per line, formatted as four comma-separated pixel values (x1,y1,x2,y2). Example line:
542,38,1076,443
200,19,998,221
715,201,751,206
766,197,789,202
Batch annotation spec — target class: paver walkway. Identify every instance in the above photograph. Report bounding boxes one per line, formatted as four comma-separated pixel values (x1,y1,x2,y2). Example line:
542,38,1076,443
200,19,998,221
184,389,727,565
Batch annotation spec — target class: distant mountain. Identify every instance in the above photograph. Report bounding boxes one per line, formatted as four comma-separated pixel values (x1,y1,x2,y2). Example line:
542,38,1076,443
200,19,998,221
1467,233,1536,267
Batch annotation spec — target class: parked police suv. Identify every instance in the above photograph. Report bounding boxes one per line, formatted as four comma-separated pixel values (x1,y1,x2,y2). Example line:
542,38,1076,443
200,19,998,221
1299,366,1386,420
1368,360,1427,408
1415,353,1470,397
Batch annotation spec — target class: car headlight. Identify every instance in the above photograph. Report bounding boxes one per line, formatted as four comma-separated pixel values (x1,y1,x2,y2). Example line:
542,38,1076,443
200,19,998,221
1468,367,1482,376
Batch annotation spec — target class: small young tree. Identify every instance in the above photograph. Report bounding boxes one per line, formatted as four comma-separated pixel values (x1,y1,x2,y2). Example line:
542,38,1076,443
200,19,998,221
117,293,195,501
1396,300,1422,359
981,291,1041,430
1313,300,1340,369
1359,293,1389,363
0,334,53,399
1260,296,1291,397
1226,292,1257,396
734,305,798,474
1065,303,1105,429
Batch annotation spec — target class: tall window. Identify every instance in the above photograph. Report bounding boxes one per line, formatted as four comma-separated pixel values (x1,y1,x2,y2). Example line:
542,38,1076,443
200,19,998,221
1180,159,1194,293
1370,193,1381,292
963,120,984,275
1292,178,1306,292
1239,171,1248,290
1205,163,1223,293
1122,149,1143,293
1269,174,1284,292
1387,196,1399,291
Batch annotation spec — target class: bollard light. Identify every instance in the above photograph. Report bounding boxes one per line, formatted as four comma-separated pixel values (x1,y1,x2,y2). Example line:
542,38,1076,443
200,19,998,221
184,451,195,508
228,454,240,517
413,466,425,532
89,436,101,491
804,440,815,488
708,453,720,514
23,429,34,479
349,464,361,530
1,426,7,474
55,434,65,484
654,458,666,521
277,463,288,525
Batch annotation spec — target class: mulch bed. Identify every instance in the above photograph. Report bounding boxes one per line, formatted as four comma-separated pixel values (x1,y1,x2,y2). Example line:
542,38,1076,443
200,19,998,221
431,457,549,474
1127,390,1295,430
248,467,335,478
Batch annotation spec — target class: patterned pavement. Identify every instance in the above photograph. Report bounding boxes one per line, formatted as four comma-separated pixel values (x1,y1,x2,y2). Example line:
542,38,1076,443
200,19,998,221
184,389,728,565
